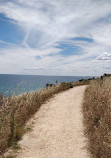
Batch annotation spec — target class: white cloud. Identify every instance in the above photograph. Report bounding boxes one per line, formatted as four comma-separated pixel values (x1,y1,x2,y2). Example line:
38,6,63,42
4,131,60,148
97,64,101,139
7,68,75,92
0,0,111,75
96,52,111,61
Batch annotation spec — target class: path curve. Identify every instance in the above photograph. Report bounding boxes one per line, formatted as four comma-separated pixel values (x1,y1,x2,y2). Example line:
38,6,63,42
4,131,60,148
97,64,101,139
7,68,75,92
16,86,89,158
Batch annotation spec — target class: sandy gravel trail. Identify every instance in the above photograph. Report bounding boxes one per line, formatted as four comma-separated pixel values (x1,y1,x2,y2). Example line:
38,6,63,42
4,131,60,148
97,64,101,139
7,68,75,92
16,86,89,158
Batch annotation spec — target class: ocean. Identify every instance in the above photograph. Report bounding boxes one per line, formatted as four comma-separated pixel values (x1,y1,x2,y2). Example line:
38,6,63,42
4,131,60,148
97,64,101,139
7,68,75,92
0,74,90,96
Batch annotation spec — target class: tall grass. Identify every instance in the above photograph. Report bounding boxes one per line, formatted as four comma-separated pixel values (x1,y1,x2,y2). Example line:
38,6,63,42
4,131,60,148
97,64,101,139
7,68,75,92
83,77,111,158
0,82,73,154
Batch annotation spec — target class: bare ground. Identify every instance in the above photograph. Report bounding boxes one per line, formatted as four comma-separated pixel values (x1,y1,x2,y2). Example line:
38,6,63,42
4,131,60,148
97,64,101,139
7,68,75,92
4,85,89,158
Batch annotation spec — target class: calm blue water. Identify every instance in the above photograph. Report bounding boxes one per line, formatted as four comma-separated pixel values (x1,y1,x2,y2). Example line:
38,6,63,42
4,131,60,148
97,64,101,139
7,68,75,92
0,74,90,96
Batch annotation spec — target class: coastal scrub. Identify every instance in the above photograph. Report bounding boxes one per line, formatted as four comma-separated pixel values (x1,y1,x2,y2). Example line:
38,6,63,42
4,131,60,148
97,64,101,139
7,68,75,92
83,77,111,158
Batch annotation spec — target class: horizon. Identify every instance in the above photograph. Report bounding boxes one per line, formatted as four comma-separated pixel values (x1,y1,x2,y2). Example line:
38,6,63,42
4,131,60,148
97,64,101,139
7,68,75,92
0,0,111,76
0,73,95,77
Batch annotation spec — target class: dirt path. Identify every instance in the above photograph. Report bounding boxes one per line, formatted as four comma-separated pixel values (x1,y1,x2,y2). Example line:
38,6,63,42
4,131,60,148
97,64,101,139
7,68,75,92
11,86,89,158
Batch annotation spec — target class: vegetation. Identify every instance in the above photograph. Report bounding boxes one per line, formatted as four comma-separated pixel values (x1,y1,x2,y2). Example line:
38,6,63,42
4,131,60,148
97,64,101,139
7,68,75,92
83,77,111,158
0,82,74,154
103,73,111,77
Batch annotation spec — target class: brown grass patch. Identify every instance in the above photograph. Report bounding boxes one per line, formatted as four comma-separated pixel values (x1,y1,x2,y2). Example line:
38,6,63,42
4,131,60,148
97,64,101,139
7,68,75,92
72,80,90,87
83,77,111,158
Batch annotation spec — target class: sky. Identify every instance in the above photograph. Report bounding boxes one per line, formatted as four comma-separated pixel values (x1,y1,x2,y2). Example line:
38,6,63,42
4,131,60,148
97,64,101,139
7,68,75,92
0,0,111,76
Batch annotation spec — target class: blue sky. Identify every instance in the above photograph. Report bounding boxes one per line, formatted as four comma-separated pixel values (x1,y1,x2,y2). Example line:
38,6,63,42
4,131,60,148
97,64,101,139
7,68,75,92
0,0,111,76
0,13,24,45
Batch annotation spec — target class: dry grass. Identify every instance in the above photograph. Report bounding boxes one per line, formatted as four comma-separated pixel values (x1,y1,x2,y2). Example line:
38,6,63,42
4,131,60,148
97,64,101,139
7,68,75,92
83,77,111,158
72,80,90,87
0,82,74,154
